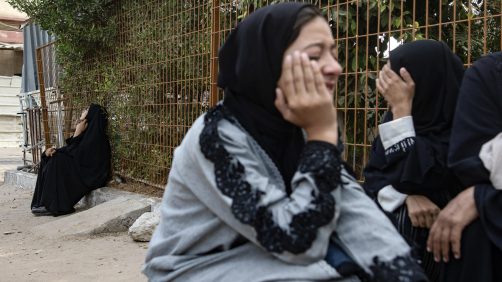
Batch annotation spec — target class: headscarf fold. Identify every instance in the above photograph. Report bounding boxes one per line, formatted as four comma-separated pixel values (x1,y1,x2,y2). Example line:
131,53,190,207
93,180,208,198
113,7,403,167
218,2,310,193
73,103,111,188
448,52,502,187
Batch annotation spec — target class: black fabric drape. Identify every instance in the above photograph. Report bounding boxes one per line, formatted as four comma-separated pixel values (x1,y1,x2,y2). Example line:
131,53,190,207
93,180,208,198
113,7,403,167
363,40,464,205
441,219,502,282
218,3,310,193
448,52,502,252
31,104,111,215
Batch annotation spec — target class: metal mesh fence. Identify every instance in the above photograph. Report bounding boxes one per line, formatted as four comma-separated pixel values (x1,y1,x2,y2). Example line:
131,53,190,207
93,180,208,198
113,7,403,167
34,0,502,189
212,0,502,180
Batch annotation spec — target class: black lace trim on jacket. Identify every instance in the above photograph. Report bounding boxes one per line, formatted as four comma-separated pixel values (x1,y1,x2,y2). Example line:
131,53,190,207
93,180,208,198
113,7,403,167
385,137,416,163
369,255,428,282
199,105,343,254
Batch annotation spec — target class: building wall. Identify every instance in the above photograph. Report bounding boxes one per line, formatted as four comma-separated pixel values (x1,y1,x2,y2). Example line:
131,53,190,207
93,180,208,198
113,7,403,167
0,75,22,147
0,49,23,76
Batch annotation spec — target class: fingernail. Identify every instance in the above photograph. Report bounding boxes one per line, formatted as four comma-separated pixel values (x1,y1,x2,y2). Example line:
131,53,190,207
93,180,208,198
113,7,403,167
434,256,440,262
443,257,448,263
454,254,460,259
426,247,431,252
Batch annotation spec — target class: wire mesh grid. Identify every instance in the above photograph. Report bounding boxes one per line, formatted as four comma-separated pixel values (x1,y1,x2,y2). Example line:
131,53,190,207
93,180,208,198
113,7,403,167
43,1,213,188
35,0,501,189
212,0,502,180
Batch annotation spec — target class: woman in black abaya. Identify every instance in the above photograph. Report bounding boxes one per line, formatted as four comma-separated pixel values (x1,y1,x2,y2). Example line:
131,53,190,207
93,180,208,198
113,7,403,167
363,40,465,281
31,103,111,216
427,51,502,282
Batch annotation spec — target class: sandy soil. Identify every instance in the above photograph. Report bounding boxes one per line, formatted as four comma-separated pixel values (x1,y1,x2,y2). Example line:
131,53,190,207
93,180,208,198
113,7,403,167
0,184,149,282
0,148,149,282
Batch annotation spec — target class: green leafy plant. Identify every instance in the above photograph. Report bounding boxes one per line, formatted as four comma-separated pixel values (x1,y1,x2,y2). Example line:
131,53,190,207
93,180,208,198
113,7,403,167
8,0,118,65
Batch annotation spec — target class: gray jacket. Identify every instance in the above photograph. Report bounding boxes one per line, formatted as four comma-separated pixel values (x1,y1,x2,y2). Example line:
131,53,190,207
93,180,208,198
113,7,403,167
143,109,421,282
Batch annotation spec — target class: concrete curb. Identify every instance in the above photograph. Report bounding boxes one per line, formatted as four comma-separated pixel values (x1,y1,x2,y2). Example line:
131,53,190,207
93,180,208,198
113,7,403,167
3,170,37,189
3,170,161,212
32,197,152,239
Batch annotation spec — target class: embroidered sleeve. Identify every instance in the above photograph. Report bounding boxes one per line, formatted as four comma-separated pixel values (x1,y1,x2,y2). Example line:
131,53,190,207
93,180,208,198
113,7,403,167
198,105,343,262
378,116,415,148
369,255,428,282
378,116,417,162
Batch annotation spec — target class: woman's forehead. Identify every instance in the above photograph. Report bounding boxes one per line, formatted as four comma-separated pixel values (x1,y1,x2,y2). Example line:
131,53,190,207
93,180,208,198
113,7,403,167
289,17,334,50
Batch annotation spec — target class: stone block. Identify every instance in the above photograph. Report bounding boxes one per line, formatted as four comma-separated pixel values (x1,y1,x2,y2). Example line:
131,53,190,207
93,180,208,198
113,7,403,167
128,210,160,242
32,196,151,238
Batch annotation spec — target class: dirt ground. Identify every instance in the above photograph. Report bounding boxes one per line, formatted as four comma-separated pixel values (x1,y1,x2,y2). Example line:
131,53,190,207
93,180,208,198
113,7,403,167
0,148,149,282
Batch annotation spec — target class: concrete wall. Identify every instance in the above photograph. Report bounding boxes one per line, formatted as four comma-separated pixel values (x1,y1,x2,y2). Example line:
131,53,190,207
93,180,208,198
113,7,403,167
0,75,22,147
0,49,23,76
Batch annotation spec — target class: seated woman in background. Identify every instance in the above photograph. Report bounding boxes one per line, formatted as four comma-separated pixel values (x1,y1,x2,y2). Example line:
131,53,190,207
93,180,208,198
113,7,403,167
31,103,111,216
144,3,427,282
363,40,465,281
428,51,502,282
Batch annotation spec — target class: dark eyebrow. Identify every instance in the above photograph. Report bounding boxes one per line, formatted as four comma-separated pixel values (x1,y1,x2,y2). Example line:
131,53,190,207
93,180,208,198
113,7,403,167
302,42,337,51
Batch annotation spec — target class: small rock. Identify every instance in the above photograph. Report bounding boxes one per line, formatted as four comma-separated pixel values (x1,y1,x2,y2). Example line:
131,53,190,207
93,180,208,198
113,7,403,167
3,231,14,235
128,211,160,242
114,175,124,184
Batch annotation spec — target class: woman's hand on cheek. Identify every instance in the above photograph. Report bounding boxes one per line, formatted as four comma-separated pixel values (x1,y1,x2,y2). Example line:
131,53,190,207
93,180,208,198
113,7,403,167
376,62,415,119
275,51,338,145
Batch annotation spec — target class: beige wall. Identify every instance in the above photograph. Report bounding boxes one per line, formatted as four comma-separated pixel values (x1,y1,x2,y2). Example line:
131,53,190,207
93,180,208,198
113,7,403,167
0,49,23,76
0,75,22,147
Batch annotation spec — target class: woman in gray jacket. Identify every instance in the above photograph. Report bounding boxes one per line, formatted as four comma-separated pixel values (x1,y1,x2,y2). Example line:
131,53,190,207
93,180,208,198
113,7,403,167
143,3,426,282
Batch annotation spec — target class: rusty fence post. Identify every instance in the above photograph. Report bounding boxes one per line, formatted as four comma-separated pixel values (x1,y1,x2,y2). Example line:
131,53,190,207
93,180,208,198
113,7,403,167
210,0,220,107
36,47,51,149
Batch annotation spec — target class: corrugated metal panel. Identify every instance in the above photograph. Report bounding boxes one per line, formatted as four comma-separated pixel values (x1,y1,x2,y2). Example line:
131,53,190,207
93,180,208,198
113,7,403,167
21,23,54,93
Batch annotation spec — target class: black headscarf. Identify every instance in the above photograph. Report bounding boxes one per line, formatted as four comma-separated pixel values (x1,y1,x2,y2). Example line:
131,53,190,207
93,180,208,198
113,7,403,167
364,40,464,198
218,3,313,193
389,40,465,141
74,103,111,188
449,52,502,186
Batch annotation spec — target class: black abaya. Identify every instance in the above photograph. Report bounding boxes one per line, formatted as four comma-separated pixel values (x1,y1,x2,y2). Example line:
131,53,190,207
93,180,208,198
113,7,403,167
363,40,465,282
31,104,111,216
446,52,502,282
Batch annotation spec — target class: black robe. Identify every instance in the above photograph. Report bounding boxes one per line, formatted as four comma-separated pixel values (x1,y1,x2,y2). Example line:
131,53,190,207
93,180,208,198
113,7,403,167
445,52,502,282
31,104,111,216
363,40,465,282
